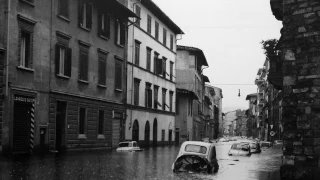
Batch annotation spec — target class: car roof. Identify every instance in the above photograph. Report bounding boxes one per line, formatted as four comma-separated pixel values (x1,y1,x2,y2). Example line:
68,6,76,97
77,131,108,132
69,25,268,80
181,141,214,148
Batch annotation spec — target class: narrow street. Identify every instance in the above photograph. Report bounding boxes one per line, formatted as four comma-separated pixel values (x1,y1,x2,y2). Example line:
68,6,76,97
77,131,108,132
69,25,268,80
0,141,281,180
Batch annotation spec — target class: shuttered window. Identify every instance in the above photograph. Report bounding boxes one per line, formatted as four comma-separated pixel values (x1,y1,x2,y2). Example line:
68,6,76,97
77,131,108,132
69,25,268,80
155,21,159,40
55,44,72,77
79,48,89,81
162,88,166,111
98,53,107,85
147,15,152,34
170,34,174,50
154,85,159,109
163,28,167,46
162,57,167,78
115,61,123,90
78,1,92,29
134,78,140,106
135,40,140,65
170,61,173,81
146,47,152,71
135,6,141,26
145,83,152,108
153,52,159,74
58,0,69,18
98,12,111,38
116,20,126,46
169,91,173,112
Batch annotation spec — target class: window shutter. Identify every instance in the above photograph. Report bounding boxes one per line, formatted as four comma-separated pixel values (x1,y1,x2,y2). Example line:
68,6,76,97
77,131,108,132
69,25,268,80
98,58,106,85
87,3,93,29
148,89,152,108
145,88,147,107
98,12,102,36
120,23,125,45
55,44,60,75
84,53,88,80
106,14,111,38
115,21,118,44
78,0,84,26
157,58,162,74
115,62,122,89
65,47,72,77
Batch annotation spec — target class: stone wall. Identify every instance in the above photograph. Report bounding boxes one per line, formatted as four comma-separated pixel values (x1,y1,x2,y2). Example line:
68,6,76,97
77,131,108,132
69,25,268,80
275,0,320,179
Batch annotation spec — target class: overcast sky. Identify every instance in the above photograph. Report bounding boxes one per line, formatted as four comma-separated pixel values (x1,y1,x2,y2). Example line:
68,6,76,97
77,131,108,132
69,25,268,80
152,0,282,112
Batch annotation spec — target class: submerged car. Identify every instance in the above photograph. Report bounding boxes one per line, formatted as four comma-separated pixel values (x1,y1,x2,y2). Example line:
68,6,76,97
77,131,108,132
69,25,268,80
249,141,261,153
116,141,142,152
273,140,283,148
228,143,251,156
172,141,219,174
260,141,272,148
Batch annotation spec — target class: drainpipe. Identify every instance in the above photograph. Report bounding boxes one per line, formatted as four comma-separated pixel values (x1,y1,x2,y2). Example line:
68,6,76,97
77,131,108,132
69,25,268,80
5,0,11,97
128,0,141,130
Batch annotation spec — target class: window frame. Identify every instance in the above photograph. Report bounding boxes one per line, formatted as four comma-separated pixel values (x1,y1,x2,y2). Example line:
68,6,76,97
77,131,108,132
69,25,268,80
134,40,141,66
98,11,111,39
170,61,174,81
78,1,93,30
116,20,126,47
115,60,123,91
134,78,141,106
163,28,167,46
147,14,152,34
170,34,174,50
169,91,173,112
162,88,167,111
78,107,87,137
98,51,108,86
146,47,152,71
78,44,90,82
154,85,159,109
55,43,72,77
98,110,105,135
135,5,141,27
145,82,153,108
58,0,69,19
155,21,159,40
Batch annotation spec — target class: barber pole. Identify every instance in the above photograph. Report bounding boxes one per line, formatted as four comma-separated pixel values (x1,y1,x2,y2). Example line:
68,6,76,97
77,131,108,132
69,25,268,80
30,101,35,153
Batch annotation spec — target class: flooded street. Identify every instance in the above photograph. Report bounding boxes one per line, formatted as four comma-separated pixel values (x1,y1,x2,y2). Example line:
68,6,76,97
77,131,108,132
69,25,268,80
0,142,282,180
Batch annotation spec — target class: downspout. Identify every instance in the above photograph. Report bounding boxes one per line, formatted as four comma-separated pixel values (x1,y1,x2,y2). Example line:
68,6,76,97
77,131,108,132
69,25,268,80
5,0,11,97
128,0,141,130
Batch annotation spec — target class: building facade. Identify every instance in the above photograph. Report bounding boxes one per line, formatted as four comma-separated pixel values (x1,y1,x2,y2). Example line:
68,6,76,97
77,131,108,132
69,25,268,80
0,0,137,154
246,93,257,138
270,0,320,179
125,0,183,147
176,45,209,142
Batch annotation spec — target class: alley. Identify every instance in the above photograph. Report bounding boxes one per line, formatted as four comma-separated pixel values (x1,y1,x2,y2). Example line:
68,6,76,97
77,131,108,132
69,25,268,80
0,142,281,180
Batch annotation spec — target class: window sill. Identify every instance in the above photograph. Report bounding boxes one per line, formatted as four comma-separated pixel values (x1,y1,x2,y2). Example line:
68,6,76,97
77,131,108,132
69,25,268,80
57,15,70,23
99,35,109,41
17,66,34,72
78,134,87,139
115,43,124,48
78,79,89,84
56,74,70,79
19,0,35,7
115,89,123,92
97,84,107,88
79,25,91,32
97,135,105,139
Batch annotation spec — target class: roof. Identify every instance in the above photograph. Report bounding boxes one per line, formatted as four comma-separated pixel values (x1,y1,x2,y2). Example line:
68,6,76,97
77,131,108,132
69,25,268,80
181,141,213,148
246,93,257,100
98,0,139,18
177,45,208,66
141,0,184,34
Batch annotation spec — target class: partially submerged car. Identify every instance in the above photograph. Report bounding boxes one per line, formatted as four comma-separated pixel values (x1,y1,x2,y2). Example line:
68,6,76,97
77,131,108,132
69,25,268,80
260,141,272,148
248,141,261,153
228,142,251,156
172,141,219,174
116,141,142,152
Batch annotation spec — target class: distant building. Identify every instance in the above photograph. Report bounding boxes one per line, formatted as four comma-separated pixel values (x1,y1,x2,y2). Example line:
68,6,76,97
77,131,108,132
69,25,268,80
175,45,209,142
245,93,257,138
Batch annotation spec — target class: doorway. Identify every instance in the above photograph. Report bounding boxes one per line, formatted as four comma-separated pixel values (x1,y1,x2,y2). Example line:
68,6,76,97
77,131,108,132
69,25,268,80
132,120,139,142
55,101,67,152
168,130,172,145
144,121,150,147
153,119,158,146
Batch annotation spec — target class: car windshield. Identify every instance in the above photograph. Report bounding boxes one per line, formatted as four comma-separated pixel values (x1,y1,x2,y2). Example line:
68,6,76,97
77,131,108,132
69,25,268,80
185,145,207,154
119,143,130,147
250,143,257,149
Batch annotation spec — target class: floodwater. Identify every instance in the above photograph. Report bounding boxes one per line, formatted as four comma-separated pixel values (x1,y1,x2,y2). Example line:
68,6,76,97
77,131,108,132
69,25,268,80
0,142,282,180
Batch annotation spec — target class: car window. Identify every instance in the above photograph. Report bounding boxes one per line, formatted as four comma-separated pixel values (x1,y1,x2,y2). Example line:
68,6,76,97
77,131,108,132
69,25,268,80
133,142,137,147
119,143,129,147
231,144,242,150
185,145,207,154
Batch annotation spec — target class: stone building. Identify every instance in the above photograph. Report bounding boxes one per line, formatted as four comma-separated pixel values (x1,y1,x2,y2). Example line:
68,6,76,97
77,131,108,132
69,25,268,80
175,45,209,142
125,0,184,147
270,0,320,179
0,0,137,154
